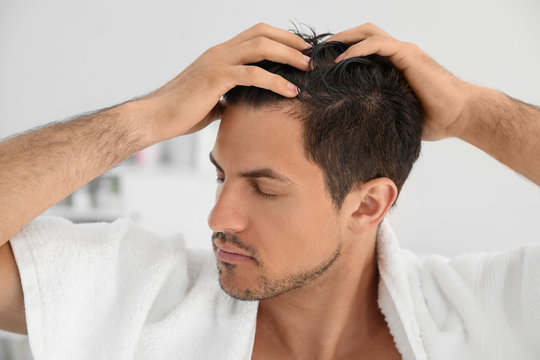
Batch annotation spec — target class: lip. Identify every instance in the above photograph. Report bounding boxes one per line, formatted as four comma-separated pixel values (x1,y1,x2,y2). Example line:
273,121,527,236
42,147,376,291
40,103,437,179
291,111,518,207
214,241,255,264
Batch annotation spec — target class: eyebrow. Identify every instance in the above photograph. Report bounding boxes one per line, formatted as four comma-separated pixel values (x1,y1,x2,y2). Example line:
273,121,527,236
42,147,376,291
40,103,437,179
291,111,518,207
209,152,294,184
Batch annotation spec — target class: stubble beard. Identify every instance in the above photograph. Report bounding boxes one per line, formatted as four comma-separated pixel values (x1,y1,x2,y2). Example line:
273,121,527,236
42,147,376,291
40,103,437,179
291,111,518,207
216,240,343,301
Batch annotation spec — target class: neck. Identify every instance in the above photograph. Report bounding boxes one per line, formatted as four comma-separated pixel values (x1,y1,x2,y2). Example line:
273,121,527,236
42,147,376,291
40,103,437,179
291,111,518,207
255,227,389,360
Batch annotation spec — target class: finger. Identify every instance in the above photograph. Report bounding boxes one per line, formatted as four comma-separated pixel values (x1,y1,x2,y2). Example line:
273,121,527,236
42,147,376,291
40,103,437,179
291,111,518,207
232,36,310,71
334,35,417,71
228,65,299,98
326,23,391,44
229,22,312,51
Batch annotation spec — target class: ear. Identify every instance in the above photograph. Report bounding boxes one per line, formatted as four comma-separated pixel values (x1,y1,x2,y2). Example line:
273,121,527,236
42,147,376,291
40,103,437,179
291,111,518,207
342,178,398,234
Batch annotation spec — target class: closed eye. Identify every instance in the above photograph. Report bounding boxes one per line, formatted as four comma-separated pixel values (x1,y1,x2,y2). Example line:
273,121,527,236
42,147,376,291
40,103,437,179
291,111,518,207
215,176,277,200
249,182,277,200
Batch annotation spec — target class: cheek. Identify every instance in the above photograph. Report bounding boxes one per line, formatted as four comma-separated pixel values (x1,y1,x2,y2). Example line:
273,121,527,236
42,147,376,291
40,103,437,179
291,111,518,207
254,195,341,270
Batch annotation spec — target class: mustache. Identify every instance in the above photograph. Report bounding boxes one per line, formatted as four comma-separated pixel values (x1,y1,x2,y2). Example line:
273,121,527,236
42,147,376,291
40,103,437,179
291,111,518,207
211,232,258,258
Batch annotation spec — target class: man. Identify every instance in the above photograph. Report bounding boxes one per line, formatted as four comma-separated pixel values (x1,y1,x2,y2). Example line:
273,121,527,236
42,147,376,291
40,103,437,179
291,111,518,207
0,23,539,359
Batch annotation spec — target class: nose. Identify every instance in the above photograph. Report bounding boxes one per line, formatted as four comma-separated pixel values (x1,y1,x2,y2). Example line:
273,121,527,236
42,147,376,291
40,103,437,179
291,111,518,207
207,183,248,234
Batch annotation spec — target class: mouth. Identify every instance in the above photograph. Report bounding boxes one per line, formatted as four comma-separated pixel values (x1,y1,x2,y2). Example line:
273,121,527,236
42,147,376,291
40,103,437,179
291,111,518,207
213,241,256,264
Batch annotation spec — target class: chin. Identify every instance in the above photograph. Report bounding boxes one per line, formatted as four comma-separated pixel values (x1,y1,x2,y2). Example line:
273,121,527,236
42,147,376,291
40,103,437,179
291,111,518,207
218,278,261,301
217,263,261,301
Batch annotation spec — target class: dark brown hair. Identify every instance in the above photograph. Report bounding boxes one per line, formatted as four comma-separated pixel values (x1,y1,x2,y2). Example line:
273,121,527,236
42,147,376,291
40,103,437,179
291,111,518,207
223,29,423,209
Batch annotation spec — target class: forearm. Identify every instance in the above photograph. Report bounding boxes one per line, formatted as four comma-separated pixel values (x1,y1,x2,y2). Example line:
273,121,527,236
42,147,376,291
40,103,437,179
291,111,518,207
459,86,540,186
0,100,156,247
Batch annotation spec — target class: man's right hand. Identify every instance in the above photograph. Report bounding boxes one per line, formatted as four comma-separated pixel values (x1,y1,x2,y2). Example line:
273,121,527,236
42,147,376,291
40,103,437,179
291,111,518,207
140,23,311,143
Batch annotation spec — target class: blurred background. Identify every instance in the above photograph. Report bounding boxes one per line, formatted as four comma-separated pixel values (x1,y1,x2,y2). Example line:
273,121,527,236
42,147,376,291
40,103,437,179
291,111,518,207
1,0,539,358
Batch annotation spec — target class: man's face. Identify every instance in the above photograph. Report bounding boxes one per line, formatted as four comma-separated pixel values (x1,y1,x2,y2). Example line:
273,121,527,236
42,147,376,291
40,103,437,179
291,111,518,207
208,104,345,301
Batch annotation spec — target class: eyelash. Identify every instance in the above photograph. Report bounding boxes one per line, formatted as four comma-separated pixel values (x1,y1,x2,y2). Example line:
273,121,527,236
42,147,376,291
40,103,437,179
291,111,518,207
215,177,277,200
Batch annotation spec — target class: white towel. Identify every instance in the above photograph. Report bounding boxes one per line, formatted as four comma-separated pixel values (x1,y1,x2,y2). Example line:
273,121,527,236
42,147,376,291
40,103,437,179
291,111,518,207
10,216,540,359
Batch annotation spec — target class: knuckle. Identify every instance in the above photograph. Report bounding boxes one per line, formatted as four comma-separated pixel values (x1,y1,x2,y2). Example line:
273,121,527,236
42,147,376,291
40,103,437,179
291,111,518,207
251,22,268,33
363,22,377,31
251,36,269,51
204,44,225,59
403,42,420,53
244,66,262,79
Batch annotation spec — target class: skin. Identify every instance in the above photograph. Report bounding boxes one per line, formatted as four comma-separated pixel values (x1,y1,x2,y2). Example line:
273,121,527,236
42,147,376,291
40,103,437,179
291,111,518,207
0,21,539,359
209,104,399,359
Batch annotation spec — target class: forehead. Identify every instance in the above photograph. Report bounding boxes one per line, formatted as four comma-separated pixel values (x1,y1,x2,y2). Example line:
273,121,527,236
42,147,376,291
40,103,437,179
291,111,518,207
213,104,317,179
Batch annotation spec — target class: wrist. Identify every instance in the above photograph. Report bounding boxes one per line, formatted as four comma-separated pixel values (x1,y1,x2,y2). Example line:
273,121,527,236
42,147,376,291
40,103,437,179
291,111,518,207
444,83,478,140
455,86,505,144
118,98,163,147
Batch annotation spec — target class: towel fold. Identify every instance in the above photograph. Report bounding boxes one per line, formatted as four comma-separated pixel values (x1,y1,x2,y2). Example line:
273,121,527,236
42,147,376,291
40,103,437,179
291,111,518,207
377,220,540,360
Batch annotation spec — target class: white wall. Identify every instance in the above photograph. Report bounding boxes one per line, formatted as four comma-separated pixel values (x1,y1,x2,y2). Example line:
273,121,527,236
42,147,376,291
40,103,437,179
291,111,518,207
1,0,539,257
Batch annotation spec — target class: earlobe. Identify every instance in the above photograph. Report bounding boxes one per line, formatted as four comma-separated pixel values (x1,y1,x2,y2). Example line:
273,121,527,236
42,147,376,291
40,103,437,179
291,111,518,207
347,178,398,234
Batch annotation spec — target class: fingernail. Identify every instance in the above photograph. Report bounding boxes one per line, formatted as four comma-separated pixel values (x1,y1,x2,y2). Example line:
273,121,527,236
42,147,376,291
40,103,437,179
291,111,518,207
335,53,345,63
304,42,312,49
303,55,311,63
288,83,299,95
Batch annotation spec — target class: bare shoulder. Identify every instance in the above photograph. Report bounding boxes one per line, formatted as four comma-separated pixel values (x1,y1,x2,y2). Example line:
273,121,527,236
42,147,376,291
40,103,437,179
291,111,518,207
0,242,27,334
